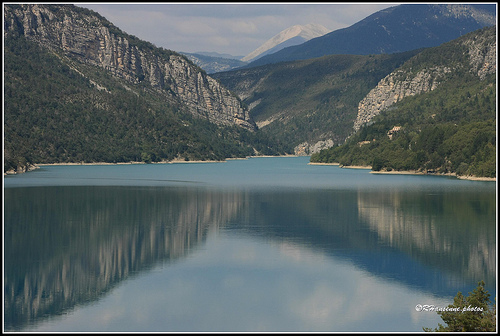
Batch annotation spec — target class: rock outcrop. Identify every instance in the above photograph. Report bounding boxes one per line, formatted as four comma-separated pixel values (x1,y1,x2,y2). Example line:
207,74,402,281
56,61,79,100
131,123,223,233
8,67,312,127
354,27,496,131
464,27,497,80
354,66,452,131
4,4,256,131
294,139,334,156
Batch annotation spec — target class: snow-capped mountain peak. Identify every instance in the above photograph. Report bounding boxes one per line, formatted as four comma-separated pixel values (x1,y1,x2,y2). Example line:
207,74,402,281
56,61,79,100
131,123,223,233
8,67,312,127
241,23,330,62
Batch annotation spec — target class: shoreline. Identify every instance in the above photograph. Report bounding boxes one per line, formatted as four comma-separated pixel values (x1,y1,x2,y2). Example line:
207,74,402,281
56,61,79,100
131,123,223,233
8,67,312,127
308,162,340,166
4,160,226,175
5,158,496,182
308,162,371,169
370,170,496,181
36,159,226,166
308,162,496,182
33,154,301,167
5,155,301,175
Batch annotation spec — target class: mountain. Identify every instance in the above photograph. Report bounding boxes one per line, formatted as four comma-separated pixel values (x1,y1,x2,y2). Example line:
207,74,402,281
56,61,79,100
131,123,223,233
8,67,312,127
246,4,496,67
4,4,288,173
213,50,420,154
213,25,496,159
191,51,244,60
241,23,330,62
310,26,496,178
4,4,497,178
181,24,330,73
4,4,256,131
181,52,248,73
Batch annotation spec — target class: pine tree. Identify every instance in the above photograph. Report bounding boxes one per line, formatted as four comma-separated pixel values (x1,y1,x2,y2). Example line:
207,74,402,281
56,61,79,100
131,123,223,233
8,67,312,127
423,281,496,332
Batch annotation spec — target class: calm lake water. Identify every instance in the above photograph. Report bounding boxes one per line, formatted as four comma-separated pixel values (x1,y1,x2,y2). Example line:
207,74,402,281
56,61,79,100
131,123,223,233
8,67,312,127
3,157,496,332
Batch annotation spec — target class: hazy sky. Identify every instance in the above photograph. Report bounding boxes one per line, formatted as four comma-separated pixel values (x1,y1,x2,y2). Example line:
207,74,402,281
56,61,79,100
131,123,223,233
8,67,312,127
77,2,399,57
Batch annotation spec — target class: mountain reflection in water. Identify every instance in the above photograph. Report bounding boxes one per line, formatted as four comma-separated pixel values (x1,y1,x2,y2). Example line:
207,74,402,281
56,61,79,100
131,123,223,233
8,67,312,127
4,175,496,331
4,186,240,330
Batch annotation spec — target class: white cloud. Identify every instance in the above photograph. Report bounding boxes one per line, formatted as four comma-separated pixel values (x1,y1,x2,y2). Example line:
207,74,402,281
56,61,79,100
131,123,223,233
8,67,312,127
27,234,448,332
229,20,259,34
174,18,219,36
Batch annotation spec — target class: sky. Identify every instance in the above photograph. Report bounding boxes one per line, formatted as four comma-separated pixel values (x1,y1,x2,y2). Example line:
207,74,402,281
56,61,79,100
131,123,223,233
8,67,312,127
77,2,399,58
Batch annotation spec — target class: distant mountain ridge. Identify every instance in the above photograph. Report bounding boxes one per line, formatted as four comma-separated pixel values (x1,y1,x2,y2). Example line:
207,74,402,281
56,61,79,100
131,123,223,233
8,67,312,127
213,26,496,157
246,4,496,67
241,23,330,62
192,51,244,60
179,23,330,74
181,52,248,74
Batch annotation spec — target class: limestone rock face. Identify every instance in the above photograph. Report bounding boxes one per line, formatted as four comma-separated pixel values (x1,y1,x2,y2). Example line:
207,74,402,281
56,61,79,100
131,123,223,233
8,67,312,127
464,28,497,80
4,4,256,131
354,66,451,131
354,27,496,131
294,139,335,156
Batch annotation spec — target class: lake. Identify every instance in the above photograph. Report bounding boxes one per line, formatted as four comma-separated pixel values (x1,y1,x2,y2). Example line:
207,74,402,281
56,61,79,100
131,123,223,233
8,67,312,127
3,156,496,332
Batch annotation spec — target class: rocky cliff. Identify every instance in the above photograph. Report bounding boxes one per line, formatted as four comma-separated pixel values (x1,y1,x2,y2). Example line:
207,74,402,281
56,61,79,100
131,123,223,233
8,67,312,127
354,66,452,131
3,4,255,131
354,26,496,131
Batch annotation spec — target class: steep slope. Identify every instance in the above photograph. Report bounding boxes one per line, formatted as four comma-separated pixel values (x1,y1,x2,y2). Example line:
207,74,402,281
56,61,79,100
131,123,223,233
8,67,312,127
4,4,289,172
354,25,497,131
241,24,330,62
310,26,496,178
213,50,419,154
4,4,255,130
246,4,496,67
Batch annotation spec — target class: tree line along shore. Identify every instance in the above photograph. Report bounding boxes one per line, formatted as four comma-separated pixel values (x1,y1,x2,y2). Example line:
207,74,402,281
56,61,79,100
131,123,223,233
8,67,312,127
308,162,496,181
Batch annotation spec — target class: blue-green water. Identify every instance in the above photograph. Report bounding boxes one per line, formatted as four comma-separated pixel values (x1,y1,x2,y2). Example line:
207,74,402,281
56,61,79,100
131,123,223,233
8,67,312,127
3,157,496,332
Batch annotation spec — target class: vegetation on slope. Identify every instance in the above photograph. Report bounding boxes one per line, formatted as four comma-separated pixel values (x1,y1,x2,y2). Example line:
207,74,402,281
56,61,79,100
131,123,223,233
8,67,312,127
214,50,419,149
311,26,496,178
310,70,496,178
4,34,286,172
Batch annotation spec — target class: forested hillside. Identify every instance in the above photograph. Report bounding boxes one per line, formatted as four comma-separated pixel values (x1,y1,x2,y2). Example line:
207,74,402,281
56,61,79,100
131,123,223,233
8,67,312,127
3,4,496,178
4,34,286,173
4,4,288,173
311,27,496,178
213,50,419,154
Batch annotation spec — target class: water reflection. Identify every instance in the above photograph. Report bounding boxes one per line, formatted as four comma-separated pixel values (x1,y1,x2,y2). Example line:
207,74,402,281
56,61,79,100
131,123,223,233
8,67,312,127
4,183,496,331
224,188,496,296
357,189,496,290
4,186,242,330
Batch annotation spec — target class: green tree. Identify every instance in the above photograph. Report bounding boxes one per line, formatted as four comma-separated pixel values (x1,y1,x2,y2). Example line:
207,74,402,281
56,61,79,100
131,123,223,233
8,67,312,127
423,281,496,332
371,156,386,171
